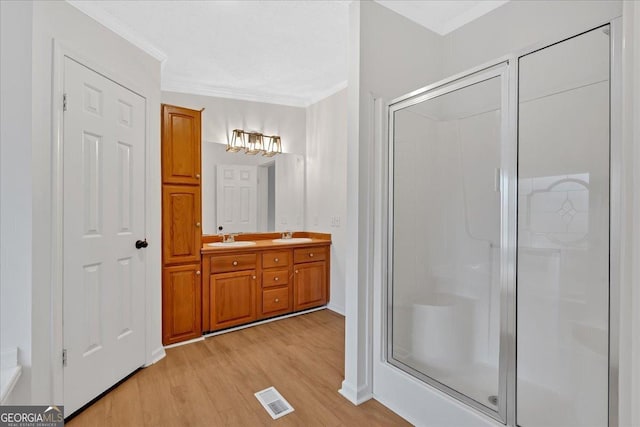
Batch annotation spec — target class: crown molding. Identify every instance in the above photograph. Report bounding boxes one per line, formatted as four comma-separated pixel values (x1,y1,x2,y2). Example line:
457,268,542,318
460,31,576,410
162,78,313,108
66,0,168,64
439,1,509,35
306,80,348,106
163,78,349,108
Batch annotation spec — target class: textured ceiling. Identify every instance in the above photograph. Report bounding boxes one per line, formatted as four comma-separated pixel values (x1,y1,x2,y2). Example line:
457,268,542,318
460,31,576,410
68,0,509,107
69,0,350,106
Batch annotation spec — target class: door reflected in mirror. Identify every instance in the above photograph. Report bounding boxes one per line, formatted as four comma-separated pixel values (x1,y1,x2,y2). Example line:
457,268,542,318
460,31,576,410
202,142,304,235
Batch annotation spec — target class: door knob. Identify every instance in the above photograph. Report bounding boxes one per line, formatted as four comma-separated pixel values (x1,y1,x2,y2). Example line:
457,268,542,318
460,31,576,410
135,239,148,249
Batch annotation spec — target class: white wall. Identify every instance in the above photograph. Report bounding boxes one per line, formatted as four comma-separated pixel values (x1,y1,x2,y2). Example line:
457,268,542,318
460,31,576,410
0,0,34,404
622,2,640,426
306,88,348,315
344,1,475,422
29,0,163,405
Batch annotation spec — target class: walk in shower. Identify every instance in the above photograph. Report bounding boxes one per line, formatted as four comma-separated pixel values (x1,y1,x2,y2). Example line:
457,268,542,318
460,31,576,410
387,23,616,427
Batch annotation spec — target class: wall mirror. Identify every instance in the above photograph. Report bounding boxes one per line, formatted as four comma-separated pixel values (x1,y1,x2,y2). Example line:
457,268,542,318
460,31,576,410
202,141,304,235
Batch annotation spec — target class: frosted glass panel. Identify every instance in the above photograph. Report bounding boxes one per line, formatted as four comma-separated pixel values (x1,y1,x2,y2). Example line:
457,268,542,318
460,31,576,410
517,26,610,427
389,75,503,413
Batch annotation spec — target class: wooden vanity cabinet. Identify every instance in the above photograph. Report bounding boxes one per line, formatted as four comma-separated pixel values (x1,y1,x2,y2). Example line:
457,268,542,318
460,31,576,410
259,250,292,319
204,253,258,331
203,242,330,332
293,246,328,311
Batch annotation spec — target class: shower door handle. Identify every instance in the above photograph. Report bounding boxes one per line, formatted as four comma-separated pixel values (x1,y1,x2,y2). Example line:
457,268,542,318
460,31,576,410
494,168,501,193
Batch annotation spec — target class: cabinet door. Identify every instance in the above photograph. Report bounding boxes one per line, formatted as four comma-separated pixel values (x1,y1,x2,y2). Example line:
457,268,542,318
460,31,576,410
162,185,201,265
161,104,201,185
294,261,327,311
210,270,257,330
162,264,202,345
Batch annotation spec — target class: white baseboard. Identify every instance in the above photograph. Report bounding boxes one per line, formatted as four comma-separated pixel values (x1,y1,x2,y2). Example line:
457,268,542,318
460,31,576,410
338,380,373,405
163,337,204,350
145,346,167,365
203,306,327,339
0,348,22,403
327,302,345,316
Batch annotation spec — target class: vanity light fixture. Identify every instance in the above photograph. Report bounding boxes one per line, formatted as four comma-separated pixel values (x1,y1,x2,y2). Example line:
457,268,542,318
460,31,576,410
245,132,265,155
226,129,283,156
226,129,246,152
263,135,282,157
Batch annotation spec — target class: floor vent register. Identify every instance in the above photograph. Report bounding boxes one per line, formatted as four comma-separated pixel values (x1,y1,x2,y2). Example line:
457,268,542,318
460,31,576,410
254,386,295,419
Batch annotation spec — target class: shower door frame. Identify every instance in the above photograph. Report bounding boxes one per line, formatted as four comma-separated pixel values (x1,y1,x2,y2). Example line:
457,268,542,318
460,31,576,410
386,61,516,424
383,17,622,427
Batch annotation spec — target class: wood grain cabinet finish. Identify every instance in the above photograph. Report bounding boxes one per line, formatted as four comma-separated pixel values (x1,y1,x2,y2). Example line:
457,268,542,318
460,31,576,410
161,104,202,345
259,249,293,319
161,104,201,185
162,264,202,345
209,270,258,330
203,243,330,331
162,185,201,265
294,261,327,311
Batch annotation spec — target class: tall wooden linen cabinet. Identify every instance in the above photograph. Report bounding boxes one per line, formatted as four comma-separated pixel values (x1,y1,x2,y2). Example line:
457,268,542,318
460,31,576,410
161,104,202,345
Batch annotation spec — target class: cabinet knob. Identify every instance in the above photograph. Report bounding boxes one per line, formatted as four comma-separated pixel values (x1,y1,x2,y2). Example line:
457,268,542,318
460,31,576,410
196,173,200,179
274,277,279,281
252,275,256,280
295,270,299,274
196,222,201,227
309,253,314,257
232,261,238,266
274,258,279,263
196,270,201,275
275,298,280,303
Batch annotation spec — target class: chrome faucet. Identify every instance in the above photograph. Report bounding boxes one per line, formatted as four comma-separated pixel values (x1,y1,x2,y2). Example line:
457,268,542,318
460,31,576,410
281,231,293,240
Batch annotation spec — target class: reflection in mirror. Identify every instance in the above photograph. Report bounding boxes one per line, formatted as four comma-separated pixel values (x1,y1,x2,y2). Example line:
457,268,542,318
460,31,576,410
202,142,304,235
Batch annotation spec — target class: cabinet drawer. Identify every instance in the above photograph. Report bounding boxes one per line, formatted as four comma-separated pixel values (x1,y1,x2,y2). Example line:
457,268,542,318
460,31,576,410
262,268,289,288
262,251,290,269
294,247,326,264
262,287,289,315
210,253,257,273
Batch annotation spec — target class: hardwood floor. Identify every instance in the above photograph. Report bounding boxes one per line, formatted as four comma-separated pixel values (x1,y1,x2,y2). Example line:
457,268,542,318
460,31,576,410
66,310,410,426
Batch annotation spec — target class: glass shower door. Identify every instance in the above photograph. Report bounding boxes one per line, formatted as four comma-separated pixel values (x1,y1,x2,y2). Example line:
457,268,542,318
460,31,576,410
517,25,610,427
388,64,509,421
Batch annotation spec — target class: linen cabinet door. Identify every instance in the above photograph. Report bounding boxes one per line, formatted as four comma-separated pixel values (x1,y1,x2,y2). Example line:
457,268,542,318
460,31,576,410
161,104,201,185
162,264,202,345
162,185,201,265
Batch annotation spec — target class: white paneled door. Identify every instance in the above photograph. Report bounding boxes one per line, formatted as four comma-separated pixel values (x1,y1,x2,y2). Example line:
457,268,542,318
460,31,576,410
63,57,146,416
216,165,258,233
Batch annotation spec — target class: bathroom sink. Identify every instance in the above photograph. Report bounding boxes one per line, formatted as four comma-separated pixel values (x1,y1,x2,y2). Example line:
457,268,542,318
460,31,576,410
272,237,313,244
208,241,257,247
